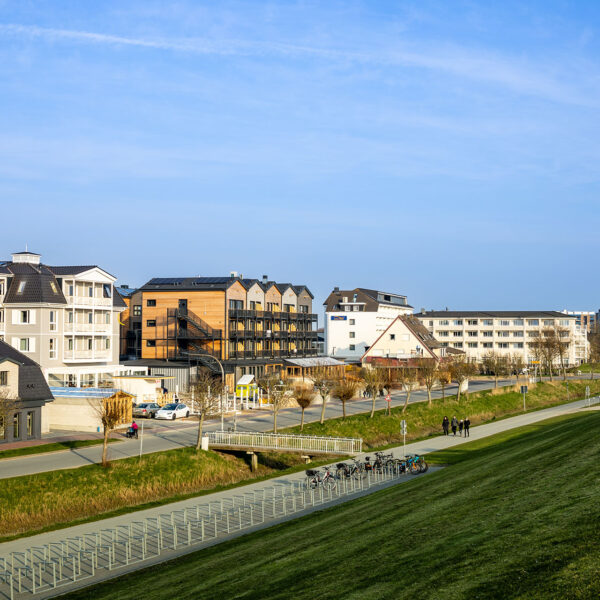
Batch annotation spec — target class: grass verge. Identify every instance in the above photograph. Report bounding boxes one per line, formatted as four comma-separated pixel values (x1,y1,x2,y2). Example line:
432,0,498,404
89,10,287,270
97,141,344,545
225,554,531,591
283,379,600,448
62,410,600,600
0,447,338,542
0,438,117,460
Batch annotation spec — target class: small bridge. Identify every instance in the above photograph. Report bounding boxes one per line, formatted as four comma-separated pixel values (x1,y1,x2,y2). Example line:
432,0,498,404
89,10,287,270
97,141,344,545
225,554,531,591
204,431,362,469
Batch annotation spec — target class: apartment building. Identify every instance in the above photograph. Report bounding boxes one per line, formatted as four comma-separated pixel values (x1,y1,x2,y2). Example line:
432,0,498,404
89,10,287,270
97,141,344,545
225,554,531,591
0,340,53,443
124,273,319,384
0,251,144,388
561,310,597,333
418,311,588,366
324,287,413,361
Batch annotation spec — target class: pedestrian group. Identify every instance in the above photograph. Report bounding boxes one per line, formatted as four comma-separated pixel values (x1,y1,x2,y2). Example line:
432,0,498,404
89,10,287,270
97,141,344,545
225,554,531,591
442,415,470,437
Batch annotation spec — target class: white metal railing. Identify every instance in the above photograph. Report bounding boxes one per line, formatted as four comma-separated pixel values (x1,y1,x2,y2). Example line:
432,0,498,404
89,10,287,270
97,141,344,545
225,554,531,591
64,323,112,333
68,297,112,307
206,431,362,454
64,350,111,360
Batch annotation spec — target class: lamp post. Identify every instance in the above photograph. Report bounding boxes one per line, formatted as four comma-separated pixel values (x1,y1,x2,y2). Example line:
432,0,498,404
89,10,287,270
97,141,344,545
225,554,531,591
195,354,226,431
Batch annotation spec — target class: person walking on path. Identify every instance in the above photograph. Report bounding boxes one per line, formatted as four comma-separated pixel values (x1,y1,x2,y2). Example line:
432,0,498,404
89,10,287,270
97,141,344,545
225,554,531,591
131,420,139,439
451,416,458,436
458,419,464,436
464,417,471,437
442,416,450,435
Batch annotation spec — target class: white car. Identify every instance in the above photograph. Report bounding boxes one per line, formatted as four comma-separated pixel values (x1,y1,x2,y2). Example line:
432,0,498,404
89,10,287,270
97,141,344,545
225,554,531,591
155,403,190,420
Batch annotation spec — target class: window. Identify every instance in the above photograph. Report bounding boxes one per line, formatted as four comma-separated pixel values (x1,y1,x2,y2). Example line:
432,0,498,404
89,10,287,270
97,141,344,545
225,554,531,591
49,310,56,331
467,342,478,348
88,286,93,298
453,331,462,337
344,306,351,312
146,299,156,307
349,344,356,351
353,305,360,312
67,338,73,351
146,340,156,347
17,281,26,294
19,338,30,352
497,342,509,349
49,338,56,359
483,331,493,337
439,320,449,326
50,281,58,294
87,339,93,350
527,319,539,326
499,320,510,326
453,320,463,326
437,331,449,337
13,413,19,439
482,319,493,326
0,371,7,386
349,332,355,338
106,338,111,350
299,305,309,313
513,331,524,337
440,342,449,347
20,310,30,324
133,305,141,317
390,334,396,341
88,312,93,324
429,320,433,326
249,301,257,310
513,319,524,326
528,330,539,337
467,331,478,337
105,313,110,324
27,412,34,437
68,284,74,296
102,284,112,298
497,331,509,337
67,311,73,323
559,319,570,327
467,319,478,326
482,342,493,348
229,299,243,310
146,320,156,327
0,280,4,295
543,320,554,326
513,342,524,348
349,319,355,325
453,342,463,348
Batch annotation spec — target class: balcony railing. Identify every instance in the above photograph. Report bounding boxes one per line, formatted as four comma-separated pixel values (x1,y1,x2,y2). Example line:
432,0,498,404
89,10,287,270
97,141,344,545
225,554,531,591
64,350,112,361
64,323,112,333
68,296,113,307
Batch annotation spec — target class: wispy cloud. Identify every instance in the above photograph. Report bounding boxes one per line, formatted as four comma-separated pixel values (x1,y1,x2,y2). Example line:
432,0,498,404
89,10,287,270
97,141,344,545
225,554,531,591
0,23,596,107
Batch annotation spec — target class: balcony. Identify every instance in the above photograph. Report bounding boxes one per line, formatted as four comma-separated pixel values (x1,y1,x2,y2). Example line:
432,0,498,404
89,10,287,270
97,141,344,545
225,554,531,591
68,296,113,308
64,350,112,362
64,323,112,334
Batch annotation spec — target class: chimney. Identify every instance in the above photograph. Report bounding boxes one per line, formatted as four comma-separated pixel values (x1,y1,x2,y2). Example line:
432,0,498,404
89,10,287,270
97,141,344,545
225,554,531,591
230,271,238,278
334,286,339,292
420,307,426,315
262,274,268,285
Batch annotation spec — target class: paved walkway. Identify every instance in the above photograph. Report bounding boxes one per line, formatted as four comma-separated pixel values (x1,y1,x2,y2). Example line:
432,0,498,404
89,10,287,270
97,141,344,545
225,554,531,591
0,378,513,479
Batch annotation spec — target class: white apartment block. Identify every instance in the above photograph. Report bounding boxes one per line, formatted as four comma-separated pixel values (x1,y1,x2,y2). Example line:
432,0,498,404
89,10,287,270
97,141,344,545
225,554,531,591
0,251,145,388
324,287,413,361
417,311,588,366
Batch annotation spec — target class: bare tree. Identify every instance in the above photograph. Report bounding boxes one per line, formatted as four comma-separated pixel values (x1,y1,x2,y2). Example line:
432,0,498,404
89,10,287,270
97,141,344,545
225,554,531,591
0,388,18,443
258,372,291,433
89,396,124,467
449,359,477,403
360,367,384,418
438,368,451,400
292,385,315,431
398,367,418,413
332,377,360,419
309,366,337,425
510,353,525,383
188,369,223,450
539,328,559,380
417,358,438,406
553,325,570,380
482,351,510,388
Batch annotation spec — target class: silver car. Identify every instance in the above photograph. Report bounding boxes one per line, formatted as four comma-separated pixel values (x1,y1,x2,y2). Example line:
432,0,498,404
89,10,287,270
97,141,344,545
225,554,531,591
133,402,161,418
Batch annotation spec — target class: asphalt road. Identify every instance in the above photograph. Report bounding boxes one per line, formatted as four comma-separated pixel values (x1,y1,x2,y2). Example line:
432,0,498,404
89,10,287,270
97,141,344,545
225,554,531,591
0,378,521,479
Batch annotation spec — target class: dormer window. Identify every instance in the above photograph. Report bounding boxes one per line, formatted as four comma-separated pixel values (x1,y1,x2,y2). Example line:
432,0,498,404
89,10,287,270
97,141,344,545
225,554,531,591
50,281,58,294
17,281,26,294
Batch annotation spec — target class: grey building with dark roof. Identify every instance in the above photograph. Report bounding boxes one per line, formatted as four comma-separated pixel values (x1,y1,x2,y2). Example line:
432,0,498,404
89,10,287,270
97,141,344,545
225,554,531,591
0,340,53,443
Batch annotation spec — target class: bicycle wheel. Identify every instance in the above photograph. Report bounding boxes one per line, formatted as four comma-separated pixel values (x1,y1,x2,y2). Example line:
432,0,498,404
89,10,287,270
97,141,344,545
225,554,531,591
409,461,421,475
306,477,319,489
419,460,429,473
323,475,337,490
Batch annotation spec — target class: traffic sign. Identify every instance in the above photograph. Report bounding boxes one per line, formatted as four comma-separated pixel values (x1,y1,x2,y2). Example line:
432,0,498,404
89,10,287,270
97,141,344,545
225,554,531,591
385,394,391,402
400,419,407,434
521,385,528,394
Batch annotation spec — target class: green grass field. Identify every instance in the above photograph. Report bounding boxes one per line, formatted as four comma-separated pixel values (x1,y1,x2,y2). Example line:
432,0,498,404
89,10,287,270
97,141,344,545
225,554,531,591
63,410,600,600
283,379,600,448
0,438,115,460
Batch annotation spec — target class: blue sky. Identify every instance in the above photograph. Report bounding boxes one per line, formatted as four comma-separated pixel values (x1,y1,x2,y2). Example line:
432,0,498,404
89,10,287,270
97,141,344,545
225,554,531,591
1,1,599,314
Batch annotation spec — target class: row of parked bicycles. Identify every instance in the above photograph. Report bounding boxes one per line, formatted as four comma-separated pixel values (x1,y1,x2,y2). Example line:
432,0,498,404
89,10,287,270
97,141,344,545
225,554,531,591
305,451,429,489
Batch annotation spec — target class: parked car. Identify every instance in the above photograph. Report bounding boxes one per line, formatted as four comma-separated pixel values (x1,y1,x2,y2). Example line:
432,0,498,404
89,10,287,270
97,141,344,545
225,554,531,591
156,403,190,420
133,402,161,419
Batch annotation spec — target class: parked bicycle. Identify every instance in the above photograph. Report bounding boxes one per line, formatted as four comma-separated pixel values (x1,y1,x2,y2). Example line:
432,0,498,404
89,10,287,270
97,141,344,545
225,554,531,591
336,458,367,480
305,465,337,490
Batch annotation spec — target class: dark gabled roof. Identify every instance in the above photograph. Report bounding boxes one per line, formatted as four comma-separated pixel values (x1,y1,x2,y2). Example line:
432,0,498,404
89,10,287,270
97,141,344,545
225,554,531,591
402,315,442,349
0,341,53,402
3,263,67,305
324,287,412,311
421,311,574,319
47,265,98,275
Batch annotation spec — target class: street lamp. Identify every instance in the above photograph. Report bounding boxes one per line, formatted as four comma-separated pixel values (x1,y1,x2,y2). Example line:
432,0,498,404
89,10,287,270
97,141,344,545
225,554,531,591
194,354,226,431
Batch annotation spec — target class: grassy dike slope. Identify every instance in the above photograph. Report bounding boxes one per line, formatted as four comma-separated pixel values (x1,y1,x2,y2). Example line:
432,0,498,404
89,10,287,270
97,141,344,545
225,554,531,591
284,380,600,448
63,411,600,600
